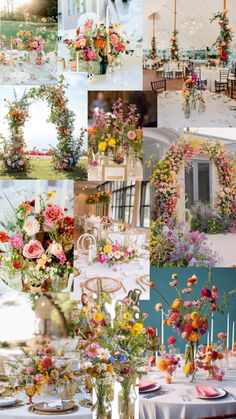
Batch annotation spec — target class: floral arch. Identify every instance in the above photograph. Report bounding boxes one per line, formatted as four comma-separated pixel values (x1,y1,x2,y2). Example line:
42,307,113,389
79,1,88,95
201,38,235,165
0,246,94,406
0,76,84,174
151,138,236,223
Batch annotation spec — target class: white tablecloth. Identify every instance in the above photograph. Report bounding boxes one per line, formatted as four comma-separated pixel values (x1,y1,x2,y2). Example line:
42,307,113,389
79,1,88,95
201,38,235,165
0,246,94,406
200,67,220,92
0,393,92,418
0,51,57,85
158,90,236,127
140,365,236,419
72,252,150,300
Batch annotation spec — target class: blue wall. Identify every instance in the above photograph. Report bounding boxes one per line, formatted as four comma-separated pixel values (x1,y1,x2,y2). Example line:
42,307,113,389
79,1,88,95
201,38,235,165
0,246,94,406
140,268,236,352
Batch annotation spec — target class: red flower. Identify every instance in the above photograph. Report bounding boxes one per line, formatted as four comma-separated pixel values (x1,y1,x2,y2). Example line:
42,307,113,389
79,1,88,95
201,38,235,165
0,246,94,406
146,327,156,336
0,231,9,243
184,324,194,333
41,356,52,370
201,288,212,298
13,261,21,269
43,347,53,355
167,336,177,346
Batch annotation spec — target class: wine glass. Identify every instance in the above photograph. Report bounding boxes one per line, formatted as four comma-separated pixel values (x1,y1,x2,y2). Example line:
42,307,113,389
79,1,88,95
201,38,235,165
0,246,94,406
25,383,36,405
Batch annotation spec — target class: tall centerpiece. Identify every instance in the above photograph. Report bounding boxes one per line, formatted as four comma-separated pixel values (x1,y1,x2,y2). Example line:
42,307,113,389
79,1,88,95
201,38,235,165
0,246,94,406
182,75,206,118
170,0,179,61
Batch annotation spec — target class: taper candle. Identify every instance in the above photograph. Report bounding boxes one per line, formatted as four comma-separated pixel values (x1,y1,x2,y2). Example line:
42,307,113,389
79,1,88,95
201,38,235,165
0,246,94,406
227,313,230,349
35,181,40,213
161,310,164,345
210,313,214,344
232,321,235,352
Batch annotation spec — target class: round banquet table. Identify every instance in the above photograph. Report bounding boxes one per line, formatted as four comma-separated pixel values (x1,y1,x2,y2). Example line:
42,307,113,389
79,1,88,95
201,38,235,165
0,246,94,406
199,67,221,92
0,393,92,419
139,366,236,419
158,90,236,127
72,251,150,300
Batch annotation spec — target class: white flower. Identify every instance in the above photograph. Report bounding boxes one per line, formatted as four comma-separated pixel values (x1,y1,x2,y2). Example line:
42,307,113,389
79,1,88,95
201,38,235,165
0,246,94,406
49,242,63,257
23,216,40,236
114,251,121,259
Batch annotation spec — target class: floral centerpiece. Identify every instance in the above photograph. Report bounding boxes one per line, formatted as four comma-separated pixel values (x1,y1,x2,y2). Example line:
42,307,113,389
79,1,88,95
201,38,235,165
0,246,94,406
0,192,73,292
210,9,233,66
157,351,180,384
182,74,206,118
88,99,143,167
153,273,222,382
13,31,45,65
10,346,74,403
63,20,129,74
94,239,138,266
86,191,111,205
196,344,225,381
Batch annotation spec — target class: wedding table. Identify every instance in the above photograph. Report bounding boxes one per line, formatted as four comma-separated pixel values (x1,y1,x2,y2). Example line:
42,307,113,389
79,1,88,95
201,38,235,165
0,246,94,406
158,90,236,127
72,251,150,300
0,51,57,85
0,393,92,418
140,365,236,419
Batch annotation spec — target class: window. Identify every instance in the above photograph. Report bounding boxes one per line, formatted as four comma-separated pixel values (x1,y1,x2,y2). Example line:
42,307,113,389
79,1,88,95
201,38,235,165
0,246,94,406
111,182,135,223
140,182,150,228
185,159,211,208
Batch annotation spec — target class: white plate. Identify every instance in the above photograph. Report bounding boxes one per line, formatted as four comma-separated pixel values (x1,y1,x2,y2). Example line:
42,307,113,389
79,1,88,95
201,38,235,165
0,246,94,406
187,387,227,399
0,396,18,406
139,384,160,394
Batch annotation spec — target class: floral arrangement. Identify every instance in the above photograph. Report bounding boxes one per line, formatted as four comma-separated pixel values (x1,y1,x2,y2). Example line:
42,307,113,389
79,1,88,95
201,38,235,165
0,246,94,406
0,191,73,292
0,76,85,174
150,221,220,267
86,190,111,205
157,352,180,384
182,74,206,117
151,138,235,223
153,273,221,381
10,346,74,400
190,203,234,234
210,9,233,66
170,30,179,61
94,239,138,266
196,343,225,381
63,20,128,65
88,99,143,164
100,216,112,228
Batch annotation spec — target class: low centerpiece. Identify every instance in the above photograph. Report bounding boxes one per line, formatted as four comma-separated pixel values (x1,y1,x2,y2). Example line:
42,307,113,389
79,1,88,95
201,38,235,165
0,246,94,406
94,239,138,266
0,191,74,292
182,74,206,119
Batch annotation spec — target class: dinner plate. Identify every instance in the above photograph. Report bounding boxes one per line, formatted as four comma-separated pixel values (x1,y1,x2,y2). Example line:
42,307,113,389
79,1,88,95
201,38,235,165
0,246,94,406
187,387,227,399
139,384,160,394
0,396,18,407
33,401,74,413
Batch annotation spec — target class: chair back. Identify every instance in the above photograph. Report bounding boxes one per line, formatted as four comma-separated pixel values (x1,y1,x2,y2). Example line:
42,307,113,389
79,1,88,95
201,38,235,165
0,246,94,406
220,69,230,82
151,79,166,94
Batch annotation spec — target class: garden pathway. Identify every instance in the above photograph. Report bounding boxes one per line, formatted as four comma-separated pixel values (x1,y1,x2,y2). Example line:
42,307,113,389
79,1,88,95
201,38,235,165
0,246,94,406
206,233,236,267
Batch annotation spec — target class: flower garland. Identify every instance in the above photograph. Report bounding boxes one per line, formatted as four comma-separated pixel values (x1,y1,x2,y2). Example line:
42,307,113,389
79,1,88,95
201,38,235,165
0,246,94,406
170,30,179,61
88,99,143,165
0,76,84,174
0,191,74,292
151,138,236,223
210,9,233,66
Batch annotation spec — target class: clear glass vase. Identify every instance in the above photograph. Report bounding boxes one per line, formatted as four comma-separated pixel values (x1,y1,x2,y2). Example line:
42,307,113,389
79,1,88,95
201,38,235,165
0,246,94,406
183,101,191,119
93,380,112,419
118,383,137,419
184,342,196,382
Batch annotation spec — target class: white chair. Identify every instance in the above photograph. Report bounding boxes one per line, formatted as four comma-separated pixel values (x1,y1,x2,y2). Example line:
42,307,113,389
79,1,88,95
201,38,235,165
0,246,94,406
107,233,124,246
77,234,97,258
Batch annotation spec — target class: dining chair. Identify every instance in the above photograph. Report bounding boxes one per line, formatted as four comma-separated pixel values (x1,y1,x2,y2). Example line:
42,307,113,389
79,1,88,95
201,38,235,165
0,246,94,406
230,80,236,99
151,79,167,94
215,69,230,92
156,68,165,78
165,67,174,79
175,69,184,79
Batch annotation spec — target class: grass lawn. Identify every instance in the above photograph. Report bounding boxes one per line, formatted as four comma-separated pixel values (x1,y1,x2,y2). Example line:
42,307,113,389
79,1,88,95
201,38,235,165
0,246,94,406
1,21,57,38
0,157,88,180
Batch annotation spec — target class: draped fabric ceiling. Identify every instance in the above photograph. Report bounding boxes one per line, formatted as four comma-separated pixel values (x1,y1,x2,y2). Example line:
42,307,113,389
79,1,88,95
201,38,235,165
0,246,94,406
143,0,236,50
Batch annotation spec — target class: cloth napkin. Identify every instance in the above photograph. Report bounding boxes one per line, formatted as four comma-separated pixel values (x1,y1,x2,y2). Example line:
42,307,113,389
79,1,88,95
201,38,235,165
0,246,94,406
45,400,63,410
195,386,219,397
139,381,157,391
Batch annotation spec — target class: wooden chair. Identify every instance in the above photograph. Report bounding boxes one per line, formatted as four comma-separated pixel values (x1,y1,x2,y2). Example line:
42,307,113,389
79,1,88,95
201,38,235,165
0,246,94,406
151,79,166,94
230,80,236,99
215,69,230,92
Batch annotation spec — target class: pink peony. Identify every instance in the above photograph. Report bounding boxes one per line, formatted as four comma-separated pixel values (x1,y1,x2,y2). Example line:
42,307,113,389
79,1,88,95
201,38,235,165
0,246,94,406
9,235,23,249
184,301,192,308
127,130,136,140
167,336,177,346
85,343,100,358
23,240,44,259
44,205,63,226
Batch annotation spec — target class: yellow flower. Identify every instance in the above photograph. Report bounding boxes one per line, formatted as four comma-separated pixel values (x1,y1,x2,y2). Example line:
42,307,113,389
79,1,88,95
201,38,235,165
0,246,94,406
107,138,116,147
131,322,143,336
183,362,194,374
82,307,88,313
103,244,113,254
123,312,132,320
41,17,47,22
190,312,199,320
171,298,182,310
37,254,48,268
93,313,103,322
121,322,132,329
46,190,57,199
98,141,107,151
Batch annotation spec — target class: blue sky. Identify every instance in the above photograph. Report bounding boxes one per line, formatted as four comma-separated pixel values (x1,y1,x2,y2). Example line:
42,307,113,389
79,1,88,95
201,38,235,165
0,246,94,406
0,73,88,151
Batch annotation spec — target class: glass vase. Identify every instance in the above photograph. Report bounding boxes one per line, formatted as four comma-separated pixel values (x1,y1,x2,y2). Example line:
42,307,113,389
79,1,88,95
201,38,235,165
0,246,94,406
183,101,191,119
93,380,112,419
185,342,196,382
118,383,137,419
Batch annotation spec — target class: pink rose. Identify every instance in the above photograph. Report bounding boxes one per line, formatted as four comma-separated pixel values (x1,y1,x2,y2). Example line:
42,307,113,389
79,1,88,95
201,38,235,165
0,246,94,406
44,205,63,226
23,240,44,259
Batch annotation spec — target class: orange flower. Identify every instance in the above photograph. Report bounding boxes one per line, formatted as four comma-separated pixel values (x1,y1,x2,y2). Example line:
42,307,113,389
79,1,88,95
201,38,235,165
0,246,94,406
157,359,167,372
87,128,97,134
107,365,113,373
149,281,155,288
0,231,9,243
217,352,224,360
96,38,105,48
188,331,199,342
171,298,182,310
191,319,200,329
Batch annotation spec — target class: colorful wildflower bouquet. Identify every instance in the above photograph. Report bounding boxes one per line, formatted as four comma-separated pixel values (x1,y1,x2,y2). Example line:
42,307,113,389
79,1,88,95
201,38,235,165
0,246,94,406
11,346,74,402
153,273,235,382
0,192,73,292
94,239,138,266
63,19,128,72
182,74,206,117
196,342,225,381
88,99,143,166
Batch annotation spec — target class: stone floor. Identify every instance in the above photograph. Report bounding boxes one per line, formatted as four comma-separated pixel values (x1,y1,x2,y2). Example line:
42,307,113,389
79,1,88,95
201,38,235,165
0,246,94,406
206,233,236,267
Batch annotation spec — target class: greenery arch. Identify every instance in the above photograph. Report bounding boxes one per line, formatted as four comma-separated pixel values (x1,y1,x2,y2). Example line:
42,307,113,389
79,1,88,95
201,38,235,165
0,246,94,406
151,138,236,223
0,76,84,174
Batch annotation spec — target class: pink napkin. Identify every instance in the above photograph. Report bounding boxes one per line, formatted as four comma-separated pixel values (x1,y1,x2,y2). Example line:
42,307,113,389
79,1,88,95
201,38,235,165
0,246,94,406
139,381,157,391
195,386,219,397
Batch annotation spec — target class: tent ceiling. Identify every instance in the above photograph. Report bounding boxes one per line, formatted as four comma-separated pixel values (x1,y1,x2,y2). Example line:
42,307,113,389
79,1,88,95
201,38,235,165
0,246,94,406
143,0,236,50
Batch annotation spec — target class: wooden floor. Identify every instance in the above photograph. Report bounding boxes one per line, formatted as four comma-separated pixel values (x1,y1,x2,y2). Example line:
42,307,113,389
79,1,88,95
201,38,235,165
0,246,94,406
143,69,184,91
